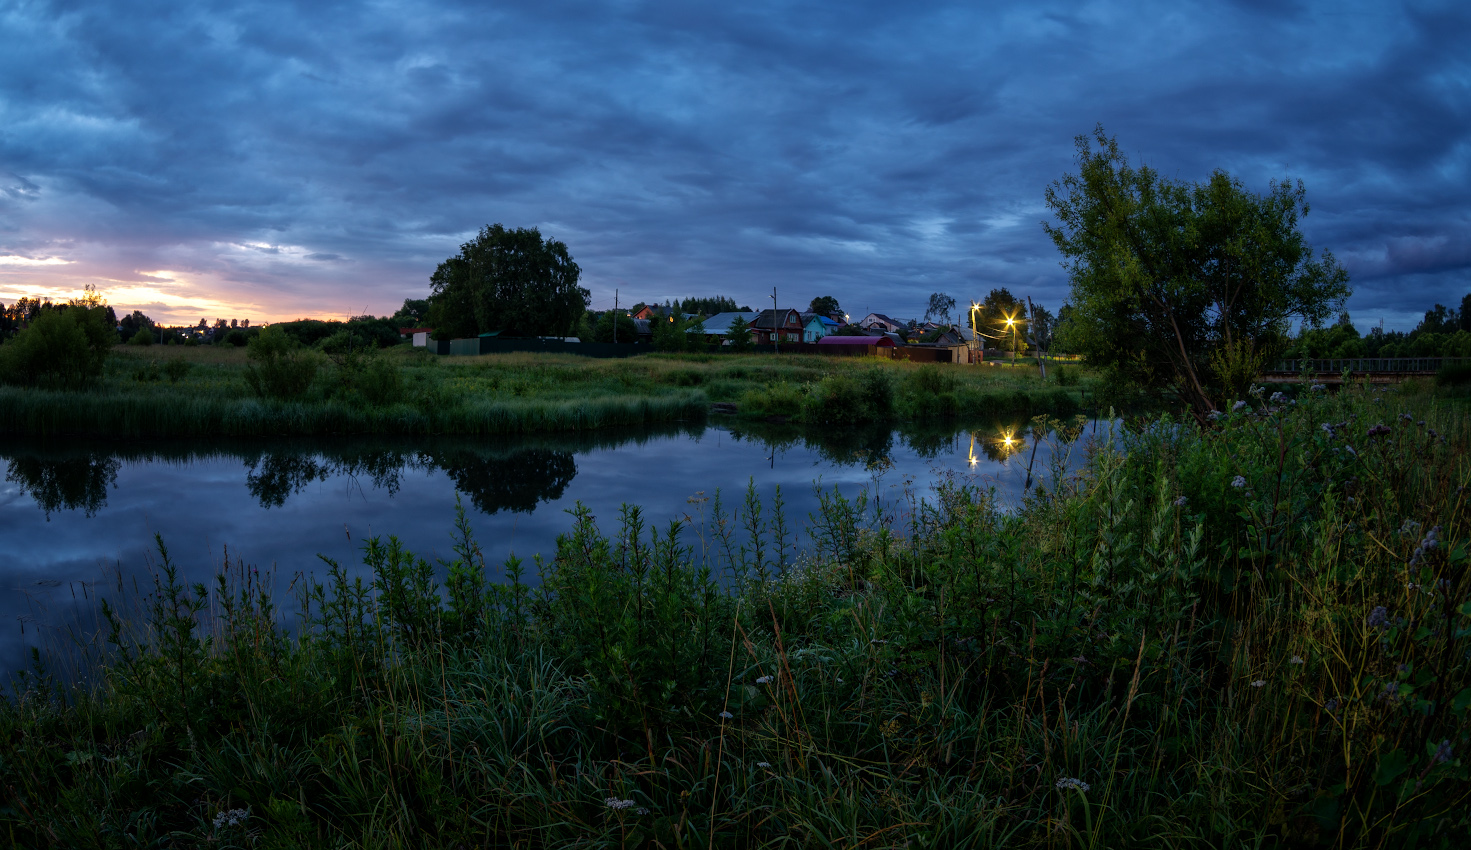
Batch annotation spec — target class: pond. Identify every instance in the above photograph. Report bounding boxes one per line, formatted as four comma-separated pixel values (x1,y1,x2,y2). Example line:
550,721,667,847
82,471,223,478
1,416,1105,681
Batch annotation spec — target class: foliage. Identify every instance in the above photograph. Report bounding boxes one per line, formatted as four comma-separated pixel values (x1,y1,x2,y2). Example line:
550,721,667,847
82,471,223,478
679,295,748,315
652,312,703,352
128,327,154,346
924,291,956,323
243,326,319,400
426,223,589,339
808,295,841,317
0,301,116,388
724,312,754,351
5,383,1468,847
1045,125,1350,417
591,311,638,343
389,297,430,328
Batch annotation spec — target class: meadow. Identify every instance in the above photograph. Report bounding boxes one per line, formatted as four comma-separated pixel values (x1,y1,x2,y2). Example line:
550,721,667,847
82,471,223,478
2,377,1467,848
0,344,1086,438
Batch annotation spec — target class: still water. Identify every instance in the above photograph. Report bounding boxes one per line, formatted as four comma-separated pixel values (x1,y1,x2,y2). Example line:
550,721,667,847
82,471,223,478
2,418,1099,679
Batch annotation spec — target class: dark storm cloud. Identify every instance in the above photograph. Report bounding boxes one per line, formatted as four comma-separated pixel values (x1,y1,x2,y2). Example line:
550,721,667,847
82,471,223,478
0,0,1467,327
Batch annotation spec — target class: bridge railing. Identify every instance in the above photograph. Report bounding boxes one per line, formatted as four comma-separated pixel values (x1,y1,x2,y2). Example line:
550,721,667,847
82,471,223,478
1270,358,1471,374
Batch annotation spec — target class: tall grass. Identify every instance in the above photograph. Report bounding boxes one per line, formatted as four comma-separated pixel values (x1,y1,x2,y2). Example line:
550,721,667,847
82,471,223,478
0,347,1089,437
4,379,1466,847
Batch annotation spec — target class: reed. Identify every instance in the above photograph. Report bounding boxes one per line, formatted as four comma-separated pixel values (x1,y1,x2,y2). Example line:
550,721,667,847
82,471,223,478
5,378,1463,848
0,347,1088,438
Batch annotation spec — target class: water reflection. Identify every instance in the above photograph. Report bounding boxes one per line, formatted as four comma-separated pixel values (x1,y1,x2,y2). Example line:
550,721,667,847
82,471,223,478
4,418,1060,516
4,450,122,518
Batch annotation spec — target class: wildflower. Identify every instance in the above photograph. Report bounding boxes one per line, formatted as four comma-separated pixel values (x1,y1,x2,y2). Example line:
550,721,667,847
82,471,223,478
1434,740,1453,764
1367,606,1389,629
1251,680,1266,688
1173,496,1188,507
1231,475,1247,489
1311,383,1326,392
755,675,774,685
606,798,638,810
1232,400,1248,412
1367,423,1391,438
1269,392,1287,404
757,762,772,768
1055,777,1090,793
1249,385,1264,397
212,808,251,830
1072,655,1089,664
1380,682,1399,700
1409,526,1440,566
718,711,733,719
1325,699,1339,712
1320,422,1334,435
1290,656,1304,665
1400,413,1413,422
835,677,844,684
1343,445,1356,457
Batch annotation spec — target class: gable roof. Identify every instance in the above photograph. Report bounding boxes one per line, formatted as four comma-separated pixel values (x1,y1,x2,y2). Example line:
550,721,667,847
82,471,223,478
696,312,756,334
750,308,802,330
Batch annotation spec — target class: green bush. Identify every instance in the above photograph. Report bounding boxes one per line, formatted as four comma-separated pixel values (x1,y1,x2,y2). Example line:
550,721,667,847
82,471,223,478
356,356,404,406
1436,361,1471,387
223,328,250,347
1053,363,1076,385
801,373,869,424
244,326,318,399
0,304,116,388
740,381,804,417
162,357,191,384
128,328,154,346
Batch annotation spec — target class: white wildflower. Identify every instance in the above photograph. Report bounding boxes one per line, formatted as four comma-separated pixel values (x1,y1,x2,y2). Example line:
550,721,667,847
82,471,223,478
212,807,251,830
1231,475,1247,489
1055,777,1090,793
757,761,772,768
606,798,637,810
1251,679,1266,688
1290,656,1304,665
1232,400,1248,412
755,675,774,685
718,711,733,719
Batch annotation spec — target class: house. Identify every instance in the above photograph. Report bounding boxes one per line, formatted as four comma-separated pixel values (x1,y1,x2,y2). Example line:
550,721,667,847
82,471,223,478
859,312,905,333
399,327,434,347
631,305,657,321
631,318,654,342
749,308,804,344
800,313,839,343
692,311,756,344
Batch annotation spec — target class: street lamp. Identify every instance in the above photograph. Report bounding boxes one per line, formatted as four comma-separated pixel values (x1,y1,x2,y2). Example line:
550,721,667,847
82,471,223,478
969,302,980,364
1005,314,1017,366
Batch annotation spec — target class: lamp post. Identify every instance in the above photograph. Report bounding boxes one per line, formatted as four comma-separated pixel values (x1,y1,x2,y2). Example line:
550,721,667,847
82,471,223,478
969,302,980,365
1006,314,1017,367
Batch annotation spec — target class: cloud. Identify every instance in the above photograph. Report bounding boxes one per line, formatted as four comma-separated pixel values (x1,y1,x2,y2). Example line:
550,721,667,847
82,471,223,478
0,0,1466,327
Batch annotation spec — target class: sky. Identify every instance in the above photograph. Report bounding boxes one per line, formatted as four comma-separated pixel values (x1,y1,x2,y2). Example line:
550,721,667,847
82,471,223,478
1,0,1468,330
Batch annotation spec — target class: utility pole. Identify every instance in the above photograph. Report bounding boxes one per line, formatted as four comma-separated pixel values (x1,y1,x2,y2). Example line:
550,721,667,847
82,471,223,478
771,286,778,355
613,288,618,344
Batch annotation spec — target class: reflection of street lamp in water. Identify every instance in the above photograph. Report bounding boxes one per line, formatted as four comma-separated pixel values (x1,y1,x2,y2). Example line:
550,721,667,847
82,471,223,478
967,432,978,467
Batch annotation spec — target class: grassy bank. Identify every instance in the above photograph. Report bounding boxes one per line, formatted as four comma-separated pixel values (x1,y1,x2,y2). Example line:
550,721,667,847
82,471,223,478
5,379,1467,847
0,346,1088,438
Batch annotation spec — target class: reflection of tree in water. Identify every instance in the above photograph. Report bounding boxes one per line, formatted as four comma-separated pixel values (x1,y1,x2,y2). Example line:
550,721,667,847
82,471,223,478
4,453,121,518
977,429,1027,463
243,446,576,514
245,455,333,508
426,448,576,515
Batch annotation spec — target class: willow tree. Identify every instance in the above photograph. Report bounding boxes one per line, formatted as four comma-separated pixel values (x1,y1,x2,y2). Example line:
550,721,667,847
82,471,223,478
1044,127,1350,416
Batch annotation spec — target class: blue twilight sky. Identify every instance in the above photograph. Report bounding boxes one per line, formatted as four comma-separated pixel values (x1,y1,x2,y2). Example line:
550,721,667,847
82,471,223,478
0,0,1467,328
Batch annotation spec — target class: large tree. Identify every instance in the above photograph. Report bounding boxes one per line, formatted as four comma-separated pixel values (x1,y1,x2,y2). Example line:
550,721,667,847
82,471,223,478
426,225,589,339
924,292,956,324
809,295,841,317
1044,127,1349,416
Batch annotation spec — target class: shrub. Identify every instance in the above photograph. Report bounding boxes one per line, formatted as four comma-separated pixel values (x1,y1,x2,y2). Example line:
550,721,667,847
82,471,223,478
356,356,404,406
1053,364,1076,386
1436,361,1471,387
0,304,116,388
128,328,154,346
162,358,191,384
244,326,318,400
223,328,250,347
740,381,804,417
802,373,870,424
